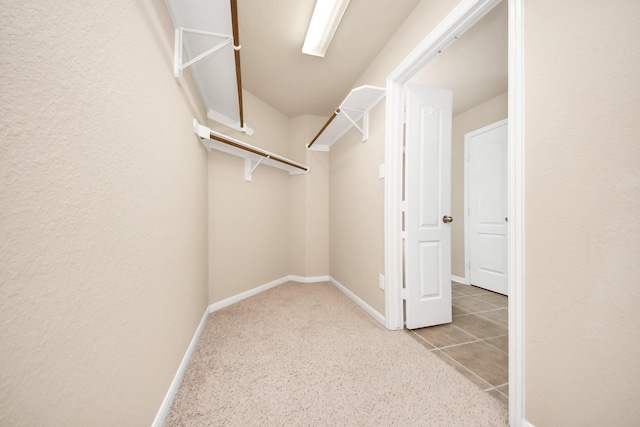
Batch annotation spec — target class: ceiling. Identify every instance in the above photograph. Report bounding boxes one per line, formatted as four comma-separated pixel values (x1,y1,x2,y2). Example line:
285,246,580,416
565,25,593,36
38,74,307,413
236,0,507,119
410,1,508,116
237,0,421,117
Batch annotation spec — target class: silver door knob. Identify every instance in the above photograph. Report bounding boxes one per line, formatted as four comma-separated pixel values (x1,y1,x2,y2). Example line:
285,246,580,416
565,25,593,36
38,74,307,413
443,215,453,223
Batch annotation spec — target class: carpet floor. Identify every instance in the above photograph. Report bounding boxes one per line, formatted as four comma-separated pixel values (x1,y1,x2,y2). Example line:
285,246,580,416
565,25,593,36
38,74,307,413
165,281,508,426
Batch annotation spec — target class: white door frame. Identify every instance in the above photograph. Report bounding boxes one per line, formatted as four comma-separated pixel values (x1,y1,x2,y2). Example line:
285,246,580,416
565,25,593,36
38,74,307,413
383,0,525,425
464,118,509,292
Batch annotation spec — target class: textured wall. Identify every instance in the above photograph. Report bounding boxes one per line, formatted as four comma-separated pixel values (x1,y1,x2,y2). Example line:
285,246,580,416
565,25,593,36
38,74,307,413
208,91,295,303
329,0,460,316
329,102,386,315
525,1,640,424
288,115,331,279
0,1,209,425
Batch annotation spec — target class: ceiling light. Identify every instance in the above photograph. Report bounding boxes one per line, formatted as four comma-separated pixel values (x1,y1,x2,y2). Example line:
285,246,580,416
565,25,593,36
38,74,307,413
302,0,351,57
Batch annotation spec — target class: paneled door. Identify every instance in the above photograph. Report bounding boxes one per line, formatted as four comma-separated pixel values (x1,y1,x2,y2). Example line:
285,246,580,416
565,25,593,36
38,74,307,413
405,84,453,329
466,119,508,295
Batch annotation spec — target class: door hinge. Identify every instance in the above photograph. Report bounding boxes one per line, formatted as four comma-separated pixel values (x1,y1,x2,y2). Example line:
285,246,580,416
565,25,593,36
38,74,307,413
402,111,407,124
401,288,407,300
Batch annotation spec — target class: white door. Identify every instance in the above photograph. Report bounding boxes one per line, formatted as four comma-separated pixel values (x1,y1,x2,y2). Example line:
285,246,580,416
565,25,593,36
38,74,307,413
466,119,508,295
405,84,453,329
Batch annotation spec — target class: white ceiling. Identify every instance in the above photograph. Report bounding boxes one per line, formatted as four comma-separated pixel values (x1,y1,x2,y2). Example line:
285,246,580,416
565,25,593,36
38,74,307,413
410,1,508,116
237,0,421,117
236,0,507,119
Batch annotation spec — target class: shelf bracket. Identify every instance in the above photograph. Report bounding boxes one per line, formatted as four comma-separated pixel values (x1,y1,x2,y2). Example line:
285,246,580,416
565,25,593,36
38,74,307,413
174,27,233,84
340,108,369,142
193,119,309,181
244,157,267,182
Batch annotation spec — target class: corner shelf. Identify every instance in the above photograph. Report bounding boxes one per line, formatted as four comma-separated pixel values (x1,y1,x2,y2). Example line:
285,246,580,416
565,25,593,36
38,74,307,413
193,120,309,182
307,85,386,151
165,0,253,135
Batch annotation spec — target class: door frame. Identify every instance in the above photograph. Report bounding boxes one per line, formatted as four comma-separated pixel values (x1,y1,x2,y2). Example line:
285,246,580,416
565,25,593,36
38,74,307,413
383,0,525,425
464,118,509,292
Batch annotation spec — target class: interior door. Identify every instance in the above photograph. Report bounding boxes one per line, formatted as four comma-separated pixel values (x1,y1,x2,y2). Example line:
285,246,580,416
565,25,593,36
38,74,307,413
467,119,508,295
405,83,453,329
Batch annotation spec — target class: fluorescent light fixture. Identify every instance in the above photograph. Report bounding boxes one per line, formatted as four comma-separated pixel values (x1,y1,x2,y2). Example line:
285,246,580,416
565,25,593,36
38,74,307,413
302,0,351,57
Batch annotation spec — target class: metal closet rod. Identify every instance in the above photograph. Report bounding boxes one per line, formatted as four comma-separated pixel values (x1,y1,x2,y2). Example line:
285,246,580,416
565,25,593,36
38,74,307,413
208,133,309,172
230,0,244,128
307,109,341,148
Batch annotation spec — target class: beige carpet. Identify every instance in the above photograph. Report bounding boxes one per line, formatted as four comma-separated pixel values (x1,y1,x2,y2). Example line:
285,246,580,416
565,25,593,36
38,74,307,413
165,281,508,426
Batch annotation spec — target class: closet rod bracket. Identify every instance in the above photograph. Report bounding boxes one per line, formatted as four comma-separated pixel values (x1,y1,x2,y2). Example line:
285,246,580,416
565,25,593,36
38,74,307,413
193,119,310,181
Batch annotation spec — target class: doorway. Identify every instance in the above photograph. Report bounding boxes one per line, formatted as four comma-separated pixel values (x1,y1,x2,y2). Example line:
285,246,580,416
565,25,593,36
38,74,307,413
403,0,508,404
383,0,524,425
465,119,509,295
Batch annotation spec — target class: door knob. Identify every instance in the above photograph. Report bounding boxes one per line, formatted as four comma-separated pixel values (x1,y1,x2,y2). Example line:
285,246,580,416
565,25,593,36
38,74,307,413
443,215,453,223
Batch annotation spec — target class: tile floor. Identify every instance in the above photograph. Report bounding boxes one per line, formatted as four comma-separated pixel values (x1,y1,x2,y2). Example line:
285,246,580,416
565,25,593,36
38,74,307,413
406,282,509,406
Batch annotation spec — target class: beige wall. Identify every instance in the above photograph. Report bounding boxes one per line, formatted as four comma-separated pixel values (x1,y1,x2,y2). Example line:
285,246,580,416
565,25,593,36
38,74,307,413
329,0,460,316
208,96,330,303
4,1,639,426
330,0,640,424
288,116,331,278
0,1,209,425
451,92,508,278
208,91,292,303
525,1,640,425
329,102,386,314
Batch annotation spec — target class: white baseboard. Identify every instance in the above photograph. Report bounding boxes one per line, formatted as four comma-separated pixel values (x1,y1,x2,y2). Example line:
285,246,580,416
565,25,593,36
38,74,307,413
451,275,468,285
522,421,535,427
329,277,385,326
151,308,209,427
207,276,291,313
288,275,331,283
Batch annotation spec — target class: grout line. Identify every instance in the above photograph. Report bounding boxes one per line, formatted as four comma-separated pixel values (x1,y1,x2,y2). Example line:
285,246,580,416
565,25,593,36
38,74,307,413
473,312,509,329
483,337,509,355
432,349,494,390
411,297,510,401
433,337,485,351
449,323,489,342
410,326,485,351
458,295,506,310
493,387,509,398
453,310,509,331
407,329,438,349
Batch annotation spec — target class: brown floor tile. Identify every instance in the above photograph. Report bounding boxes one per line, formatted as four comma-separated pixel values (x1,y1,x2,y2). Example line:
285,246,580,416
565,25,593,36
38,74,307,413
453,314,508,339
452,303,470,316
453,296,498,313
442,341,509,386
452,284,490,296
404,329,435,350
477,308,508,327
411,323,477,348
484,334,509,354
419,283,509,407
487,388,509,406
431,350,493,390
474,292,508,308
